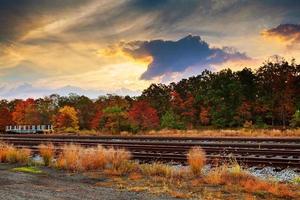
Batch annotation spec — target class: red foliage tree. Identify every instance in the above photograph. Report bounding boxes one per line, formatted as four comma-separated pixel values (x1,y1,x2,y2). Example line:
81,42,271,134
12,98,41,125
128,100,159,130
0,107,13,131
90,109,104,130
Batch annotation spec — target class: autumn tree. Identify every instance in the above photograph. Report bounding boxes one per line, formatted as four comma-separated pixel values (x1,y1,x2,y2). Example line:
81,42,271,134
161,110,185,129
141,84,171,117
54,106,79,130
103,106,127,133
12,98,41,125
0,106,12,131
128,100,159,130
256,56,298,126
199,107,210,126
90,104,104,130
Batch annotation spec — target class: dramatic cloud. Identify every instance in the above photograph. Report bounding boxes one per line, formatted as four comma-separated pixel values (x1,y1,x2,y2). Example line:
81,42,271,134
1,0,300,98
117,35,249,80
262,24,300,45
0,0,93,42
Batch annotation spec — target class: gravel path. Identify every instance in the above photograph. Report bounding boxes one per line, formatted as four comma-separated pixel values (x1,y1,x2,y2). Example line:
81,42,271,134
0,164,177,200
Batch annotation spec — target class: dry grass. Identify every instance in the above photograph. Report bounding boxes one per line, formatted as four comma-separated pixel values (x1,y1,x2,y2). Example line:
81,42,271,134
80,145,107,171
0,143,31,164
141,162,173,178
56,144,83,171
187,147,206,175
38,143,55,166
56,144,131,173
0,143,10,162
1,142,298,199
105,148,132,171
144,128,300,137
204,164,297,198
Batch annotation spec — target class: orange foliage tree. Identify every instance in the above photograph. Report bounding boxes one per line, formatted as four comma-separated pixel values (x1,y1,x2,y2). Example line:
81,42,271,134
12,98,41,125
54,106,79,130
128,100,159,130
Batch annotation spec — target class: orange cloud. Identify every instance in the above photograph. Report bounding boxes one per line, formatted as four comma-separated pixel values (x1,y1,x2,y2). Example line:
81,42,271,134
99,45,153,66
261,24,300,47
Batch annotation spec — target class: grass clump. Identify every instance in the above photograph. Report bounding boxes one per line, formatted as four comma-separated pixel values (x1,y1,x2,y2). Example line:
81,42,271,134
11,166,43,174
187,147,206,176
56,144,132,173
80,145,107,170
141,162,173,178
105,148,131,171
56,144,83,171
38,143,55,166
0,143,31,164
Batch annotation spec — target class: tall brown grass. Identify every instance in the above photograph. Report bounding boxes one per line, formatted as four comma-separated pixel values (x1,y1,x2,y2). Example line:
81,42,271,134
105,147,131,170
0,143,31,164
56,144,131,173
187,147,206,175
80,145,107,170
38,143,55,166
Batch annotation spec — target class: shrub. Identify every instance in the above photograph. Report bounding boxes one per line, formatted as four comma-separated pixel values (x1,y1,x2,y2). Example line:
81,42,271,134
38,143,55,166
187,147,206,175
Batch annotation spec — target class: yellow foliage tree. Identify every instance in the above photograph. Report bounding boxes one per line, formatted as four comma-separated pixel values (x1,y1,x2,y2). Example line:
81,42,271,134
54,106,79,130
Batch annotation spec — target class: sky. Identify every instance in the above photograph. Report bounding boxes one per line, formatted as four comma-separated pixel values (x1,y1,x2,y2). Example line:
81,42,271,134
1,0,300,99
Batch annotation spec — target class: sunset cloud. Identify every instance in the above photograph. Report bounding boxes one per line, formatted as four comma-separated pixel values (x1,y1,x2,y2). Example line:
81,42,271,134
262,24,300,47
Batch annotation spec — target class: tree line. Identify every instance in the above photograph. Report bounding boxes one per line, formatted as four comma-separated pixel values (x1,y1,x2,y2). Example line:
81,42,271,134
0,57,299,132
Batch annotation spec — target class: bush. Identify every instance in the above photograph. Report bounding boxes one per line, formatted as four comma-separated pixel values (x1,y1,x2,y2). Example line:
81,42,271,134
38,143,55,166
187,147,206,175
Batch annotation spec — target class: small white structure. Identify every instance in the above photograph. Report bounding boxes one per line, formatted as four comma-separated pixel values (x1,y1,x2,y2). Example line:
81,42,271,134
5,125,54,134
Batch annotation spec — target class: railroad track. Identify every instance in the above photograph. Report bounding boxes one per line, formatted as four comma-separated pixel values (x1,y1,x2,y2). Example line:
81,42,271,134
1,134,300,169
